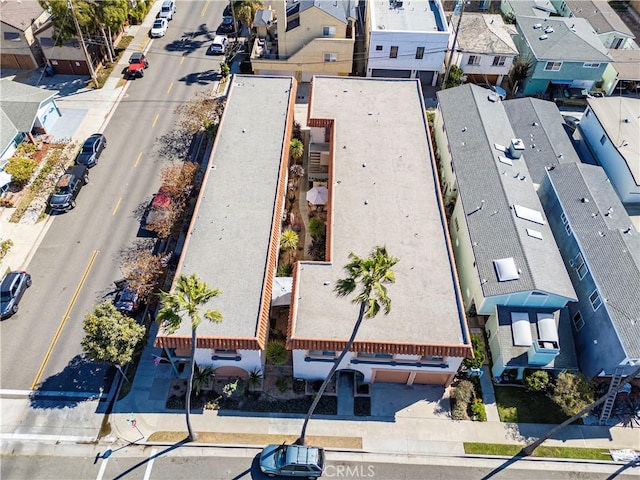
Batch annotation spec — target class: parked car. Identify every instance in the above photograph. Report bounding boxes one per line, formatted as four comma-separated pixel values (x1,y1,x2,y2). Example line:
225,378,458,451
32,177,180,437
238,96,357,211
259,444,325,478
127,52,149,79
562,115,580,133
144,185,178,234
0,271,31,318
477,83,507,100
157,0,176,20
48,165,89,212
113,280,141,316
76,133,106,167
218,16,235,34
207,35,228,55
223,4,232,16
150,18,168,38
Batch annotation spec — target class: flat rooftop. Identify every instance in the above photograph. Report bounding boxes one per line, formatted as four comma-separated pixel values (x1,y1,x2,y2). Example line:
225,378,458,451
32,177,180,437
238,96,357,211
371,0,446,32
293,77,467,349
164,75,294,340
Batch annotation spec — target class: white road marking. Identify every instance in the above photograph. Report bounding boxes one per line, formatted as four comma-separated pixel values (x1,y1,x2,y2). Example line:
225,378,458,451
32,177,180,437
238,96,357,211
96,455,109,480
143,448,157,480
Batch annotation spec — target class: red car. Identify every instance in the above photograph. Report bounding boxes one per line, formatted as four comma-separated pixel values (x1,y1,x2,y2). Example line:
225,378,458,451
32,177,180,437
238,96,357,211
127,52,149,79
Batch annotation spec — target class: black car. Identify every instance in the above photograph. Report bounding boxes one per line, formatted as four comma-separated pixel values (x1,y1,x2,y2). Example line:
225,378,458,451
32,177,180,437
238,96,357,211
223,4,232,16
48,165,89,212
113,280,141,315
218,16,235,34
76,133,106,167
0,271,31,318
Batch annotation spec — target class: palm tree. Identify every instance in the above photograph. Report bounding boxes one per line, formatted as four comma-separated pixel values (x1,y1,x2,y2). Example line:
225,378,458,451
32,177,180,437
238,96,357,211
290,139,304,164
280,229,299,263
296,246,398,445
233,0,263,31
521,365,640,456
157,273,222,442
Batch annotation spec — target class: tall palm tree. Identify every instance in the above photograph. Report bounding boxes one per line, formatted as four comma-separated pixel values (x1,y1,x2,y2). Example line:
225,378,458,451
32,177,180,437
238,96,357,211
157,273,222,442
290,139,304,165
522,365,640,456
296,246,398,445
280,229,299,263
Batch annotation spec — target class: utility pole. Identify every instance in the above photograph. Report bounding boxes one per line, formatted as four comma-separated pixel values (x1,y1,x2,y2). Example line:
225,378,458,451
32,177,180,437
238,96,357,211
442,0,467,88
68,0,98,85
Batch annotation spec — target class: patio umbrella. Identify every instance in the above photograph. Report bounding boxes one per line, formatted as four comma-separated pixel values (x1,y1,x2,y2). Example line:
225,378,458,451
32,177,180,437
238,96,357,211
306,186,328,205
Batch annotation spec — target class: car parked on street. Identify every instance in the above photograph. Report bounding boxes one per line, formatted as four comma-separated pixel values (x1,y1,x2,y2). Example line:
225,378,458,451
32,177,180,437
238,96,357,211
127,52,149,79
48,165,89,212
562,115,580,133
113,280,141,316
218,16,235,34
259,444,325,478
477,83,507,100
207,35,228,55
0,271,32,318
150,18,168,38
76,133,106,167
158,0,176,20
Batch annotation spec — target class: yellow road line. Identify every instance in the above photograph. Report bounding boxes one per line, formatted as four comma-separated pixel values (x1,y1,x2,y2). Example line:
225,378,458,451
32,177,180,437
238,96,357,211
112,197,122,216
167,82,173,94
200,0,210,17
134,151,142,168
31,250,99,390
152,114,159,128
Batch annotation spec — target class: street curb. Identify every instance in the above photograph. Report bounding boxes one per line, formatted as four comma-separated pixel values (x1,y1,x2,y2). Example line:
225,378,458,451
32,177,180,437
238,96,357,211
19,214,54,270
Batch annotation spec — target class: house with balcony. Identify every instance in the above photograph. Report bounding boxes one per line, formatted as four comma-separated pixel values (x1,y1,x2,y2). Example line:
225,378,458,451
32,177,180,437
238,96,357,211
155,75,296,379
538,162,640,377
364,0,449,85
512,16,612,96
0,1,49,70
434,84,579,379
448,13,517,86
577,97,640,208
250,0,356,82
288,76,472,386
551,0,635,50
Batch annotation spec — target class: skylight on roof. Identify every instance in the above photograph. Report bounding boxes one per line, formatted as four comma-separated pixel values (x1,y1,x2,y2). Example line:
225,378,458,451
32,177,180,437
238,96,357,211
536,313,559,343
514,204,545,225
526,228,543,240
494,257,520,282
498,156,513,166
511,312,532,346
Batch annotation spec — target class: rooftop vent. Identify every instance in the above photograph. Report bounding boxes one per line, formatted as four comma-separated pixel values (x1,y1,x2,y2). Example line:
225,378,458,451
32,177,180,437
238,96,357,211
539,34,548,40
509,139,525,159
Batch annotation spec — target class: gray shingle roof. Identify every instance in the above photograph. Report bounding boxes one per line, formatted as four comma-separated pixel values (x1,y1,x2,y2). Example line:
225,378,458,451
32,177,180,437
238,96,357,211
495,305,579,370
517,15,612,63
502,97,581,185
563,0,634,38
546,163,640,357
297,0,356,24
0,0,45,31
504,0,557,18
436,84,576,300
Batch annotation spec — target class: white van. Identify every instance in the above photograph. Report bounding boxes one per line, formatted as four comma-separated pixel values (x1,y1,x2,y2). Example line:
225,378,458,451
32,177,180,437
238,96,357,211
158,0,176,21
208,35,228,55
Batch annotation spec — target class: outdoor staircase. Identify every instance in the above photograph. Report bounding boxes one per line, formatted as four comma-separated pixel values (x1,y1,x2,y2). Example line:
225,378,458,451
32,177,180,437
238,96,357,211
308,144,329,181
598,368,624,425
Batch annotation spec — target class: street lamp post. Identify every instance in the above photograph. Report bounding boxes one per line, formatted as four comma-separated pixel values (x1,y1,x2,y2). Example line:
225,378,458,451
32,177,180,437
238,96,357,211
68,0,98,85
442,0,468,88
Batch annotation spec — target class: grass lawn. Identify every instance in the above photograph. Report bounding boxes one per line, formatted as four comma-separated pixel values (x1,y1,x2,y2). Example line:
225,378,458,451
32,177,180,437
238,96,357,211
494,386,574,424
464,443,612,461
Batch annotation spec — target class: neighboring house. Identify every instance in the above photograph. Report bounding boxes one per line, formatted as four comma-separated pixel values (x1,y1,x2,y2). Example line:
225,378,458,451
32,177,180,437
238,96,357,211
154,76,296,379
600,48,640,96
289,76,472,387
0,80,61,165
538,162,640,377
578,97,640,207
364,0,449,85
0,0,49,70
448,13,518,86
500,0,557,20
250,0,356,82
434,84,578,379
513,16,612,96
552,0,635,49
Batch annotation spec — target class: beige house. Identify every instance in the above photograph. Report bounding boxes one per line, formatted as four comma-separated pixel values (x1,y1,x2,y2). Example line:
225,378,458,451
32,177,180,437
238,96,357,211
251,0,356,82
0,1,49,69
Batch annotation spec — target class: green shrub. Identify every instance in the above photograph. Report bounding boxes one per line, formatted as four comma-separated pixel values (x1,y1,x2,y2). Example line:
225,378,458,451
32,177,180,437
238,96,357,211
308,217,325,238
266,340,288,365
276,376,290,393
471,399,487,422
551,372,595,416
455,380,475,404
277,263,293,277
5,157,38,186
220,62,230,79
0,239,13,261
15,142,38,156
452,401,469,420
463,334,486,370
524,370,551,392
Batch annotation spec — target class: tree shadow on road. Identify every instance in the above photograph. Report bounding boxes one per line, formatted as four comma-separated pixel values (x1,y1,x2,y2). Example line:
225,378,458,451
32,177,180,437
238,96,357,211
178,69,220,86
165,24,215,56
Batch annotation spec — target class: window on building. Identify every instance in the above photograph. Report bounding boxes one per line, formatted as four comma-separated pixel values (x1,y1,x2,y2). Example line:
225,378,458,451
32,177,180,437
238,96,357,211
390,46,398,58
611,37,624,49
561,212,572,235
544,61,562,71
415,46,425,59
309,350,335,357
40,37,55,47
420,355,445,364
214,349,238,356
583,62,600,68
589,290,602,311
572,311,584,331
376,45,383,51
468,55,481,66
492,56,506,66
322,26,336,37
4,32,20,41
324,53,337,62
357,352,393,360
573,253,588,280
600,134,607,145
